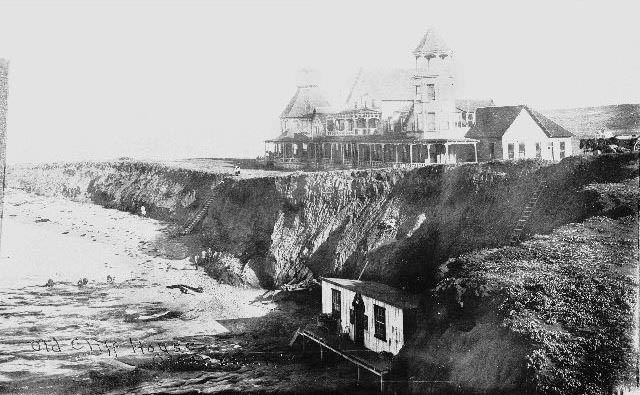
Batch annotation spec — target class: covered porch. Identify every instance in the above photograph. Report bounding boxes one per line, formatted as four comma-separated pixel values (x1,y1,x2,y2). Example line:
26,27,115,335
265,136,479,170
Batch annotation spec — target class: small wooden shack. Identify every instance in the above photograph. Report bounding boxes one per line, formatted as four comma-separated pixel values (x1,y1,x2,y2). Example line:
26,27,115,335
321,277,419,355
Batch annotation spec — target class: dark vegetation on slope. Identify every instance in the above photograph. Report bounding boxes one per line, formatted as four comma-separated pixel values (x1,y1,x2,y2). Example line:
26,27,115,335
394,215,638,395
354,153,638,293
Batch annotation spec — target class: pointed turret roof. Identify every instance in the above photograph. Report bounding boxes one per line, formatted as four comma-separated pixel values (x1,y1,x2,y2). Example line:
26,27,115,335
280,85,331,119
414,28,451,56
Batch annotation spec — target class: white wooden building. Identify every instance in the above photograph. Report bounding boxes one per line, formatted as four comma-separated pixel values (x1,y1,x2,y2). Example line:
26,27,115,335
321,277,419,355
466,105,574,162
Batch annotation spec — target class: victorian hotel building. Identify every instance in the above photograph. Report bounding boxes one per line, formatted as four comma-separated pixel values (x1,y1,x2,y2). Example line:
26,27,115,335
265,29,491,170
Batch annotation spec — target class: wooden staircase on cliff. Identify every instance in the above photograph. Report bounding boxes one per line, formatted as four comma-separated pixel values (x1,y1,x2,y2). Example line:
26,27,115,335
509,180,547,245
179,193,217,235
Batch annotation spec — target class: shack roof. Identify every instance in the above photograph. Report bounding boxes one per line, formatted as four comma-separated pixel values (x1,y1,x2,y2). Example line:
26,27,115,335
322,277,419,309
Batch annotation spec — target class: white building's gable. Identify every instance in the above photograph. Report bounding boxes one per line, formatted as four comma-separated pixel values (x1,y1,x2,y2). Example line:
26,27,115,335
502,109,549,143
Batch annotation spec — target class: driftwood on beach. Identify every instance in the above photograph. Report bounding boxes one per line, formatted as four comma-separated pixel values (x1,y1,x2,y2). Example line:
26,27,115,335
166,284,204,294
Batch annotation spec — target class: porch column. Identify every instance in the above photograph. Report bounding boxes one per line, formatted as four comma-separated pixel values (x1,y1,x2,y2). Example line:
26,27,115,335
409,144,414,163
473,142,478,163
357,144,360,163
369,144,373,166
395,144,399,163
330,143,333,163
445,143,450,164
427,144,431,164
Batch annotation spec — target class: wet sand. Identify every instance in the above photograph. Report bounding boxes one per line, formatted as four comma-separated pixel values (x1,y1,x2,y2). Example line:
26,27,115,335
0,188,272,391
0,189,373,394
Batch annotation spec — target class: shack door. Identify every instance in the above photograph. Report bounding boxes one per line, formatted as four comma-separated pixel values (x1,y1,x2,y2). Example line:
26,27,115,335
351,293,365,346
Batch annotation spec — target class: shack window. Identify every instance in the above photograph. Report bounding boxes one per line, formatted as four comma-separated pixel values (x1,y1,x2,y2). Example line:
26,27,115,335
374,305,386,341
331,289,341,317
508,143,515,159
519,142,525,158
536,142,541,158
559,142,566,159
489,143,495,159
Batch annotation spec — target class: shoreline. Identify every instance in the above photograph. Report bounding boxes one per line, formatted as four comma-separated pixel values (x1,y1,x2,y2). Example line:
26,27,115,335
0,188,372,394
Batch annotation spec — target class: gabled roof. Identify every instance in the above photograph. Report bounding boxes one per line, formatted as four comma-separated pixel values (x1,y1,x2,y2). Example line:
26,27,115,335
322,278,419,309
541,104,640,138
455,99,495,113
280,85,331,119
414,28,451,56
345,68,415,105
466,105,573,139
527,107,574,138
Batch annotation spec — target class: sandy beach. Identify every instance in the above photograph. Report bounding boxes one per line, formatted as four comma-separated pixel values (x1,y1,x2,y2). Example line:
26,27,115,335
0,188,274,390
0,188,374,394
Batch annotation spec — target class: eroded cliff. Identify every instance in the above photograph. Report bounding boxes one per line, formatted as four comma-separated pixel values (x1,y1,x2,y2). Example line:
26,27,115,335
9,154,638,291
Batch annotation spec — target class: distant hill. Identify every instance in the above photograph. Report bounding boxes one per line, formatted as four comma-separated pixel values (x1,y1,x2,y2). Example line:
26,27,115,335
542,104,640,138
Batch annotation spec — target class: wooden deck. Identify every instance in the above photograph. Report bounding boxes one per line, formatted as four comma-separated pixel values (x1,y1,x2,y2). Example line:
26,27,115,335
291,322,393,392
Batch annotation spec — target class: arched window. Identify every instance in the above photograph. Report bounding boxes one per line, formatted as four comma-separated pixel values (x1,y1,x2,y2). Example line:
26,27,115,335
368,118,378,129
357,118,366,128
327,119,335,132
347,119,354,131
337,119,345,131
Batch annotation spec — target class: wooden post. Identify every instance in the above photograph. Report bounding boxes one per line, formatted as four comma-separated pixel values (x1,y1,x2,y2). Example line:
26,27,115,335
409,144,413,163
380,375,384,393
395,144,399,163
330,143,333,163
474,142,478,163
357,367,360,384
369,144,372,166
445,143,450,163
320,345,324,361
427,144,431,164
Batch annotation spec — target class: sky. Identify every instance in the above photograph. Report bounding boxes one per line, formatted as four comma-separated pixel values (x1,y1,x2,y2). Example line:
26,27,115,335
0,0,639,163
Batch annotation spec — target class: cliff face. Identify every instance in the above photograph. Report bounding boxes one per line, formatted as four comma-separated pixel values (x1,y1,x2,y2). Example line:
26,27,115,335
8,154,639,393
9,161,226,221
9,154,638,290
